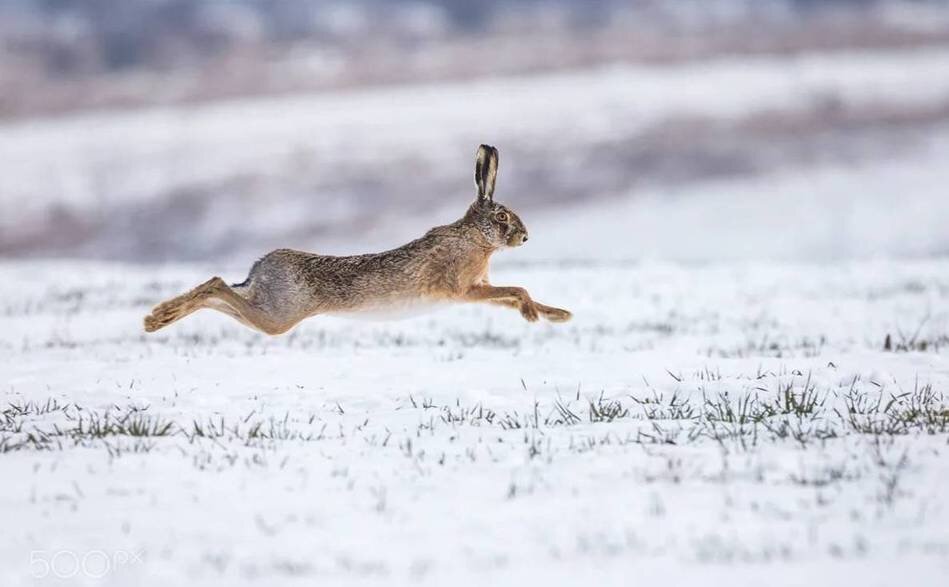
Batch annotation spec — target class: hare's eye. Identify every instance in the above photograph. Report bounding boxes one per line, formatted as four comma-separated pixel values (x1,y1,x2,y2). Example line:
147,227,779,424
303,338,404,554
496,212,509,223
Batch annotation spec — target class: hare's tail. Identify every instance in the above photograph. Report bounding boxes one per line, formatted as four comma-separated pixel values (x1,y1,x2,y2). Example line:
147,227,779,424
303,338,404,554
143,277,224,332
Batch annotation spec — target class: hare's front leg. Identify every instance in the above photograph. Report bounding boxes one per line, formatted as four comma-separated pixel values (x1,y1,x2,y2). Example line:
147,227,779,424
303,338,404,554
464,284,572,323
463,285,573,323
532,302,572,323
491,298,572,323
463,285,539,321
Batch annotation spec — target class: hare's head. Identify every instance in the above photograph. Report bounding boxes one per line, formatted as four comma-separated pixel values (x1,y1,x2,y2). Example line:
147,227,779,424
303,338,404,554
466,144,529,248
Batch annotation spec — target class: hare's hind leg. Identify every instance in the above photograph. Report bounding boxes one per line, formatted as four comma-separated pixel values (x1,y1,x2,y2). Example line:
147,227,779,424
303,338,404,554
144,277,298,335
144,277,222,332
203,282,299,336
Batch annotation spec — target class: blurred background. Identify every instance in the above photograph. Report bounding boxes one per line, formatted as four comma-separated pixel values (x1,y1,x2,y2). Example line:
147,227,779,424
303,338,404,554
1,0,948,264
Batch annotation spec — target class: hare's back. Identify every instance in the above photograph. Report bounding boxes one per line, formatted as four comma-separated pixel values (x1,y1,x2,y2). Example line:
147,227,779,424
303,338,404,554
248,248,420,311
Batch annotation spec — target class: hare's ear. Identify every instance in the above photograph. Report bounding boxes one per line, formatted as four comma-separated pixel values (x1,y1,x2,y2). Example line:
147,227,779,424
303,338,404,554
474,144,499,203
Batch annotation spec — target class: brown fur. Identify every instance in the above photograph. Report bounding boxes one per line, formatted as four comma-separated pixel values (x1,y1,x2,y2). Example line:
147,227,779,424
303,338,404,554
144,145,572,335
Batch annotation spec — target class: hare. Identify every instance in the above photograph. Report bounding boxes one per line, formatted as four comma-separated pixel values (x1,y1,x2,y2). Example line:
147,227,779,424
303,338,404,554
143,144,572,335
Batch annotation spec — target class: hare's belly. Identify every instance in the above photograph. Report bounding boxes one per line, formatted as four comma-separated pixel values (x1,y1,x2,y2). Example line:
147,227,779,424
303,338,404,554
330,297,450,321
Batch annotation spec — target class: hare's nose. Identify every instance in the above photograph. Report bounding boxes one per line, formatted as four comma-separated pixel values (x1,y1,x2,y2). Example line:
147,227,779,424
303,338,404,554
521,234,529,243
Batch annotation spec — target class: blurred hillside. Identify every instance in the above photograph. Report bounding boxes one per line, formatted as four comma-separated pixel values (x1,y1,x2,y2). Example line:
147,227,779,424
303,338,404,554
1,0,949,262
2,0,948,117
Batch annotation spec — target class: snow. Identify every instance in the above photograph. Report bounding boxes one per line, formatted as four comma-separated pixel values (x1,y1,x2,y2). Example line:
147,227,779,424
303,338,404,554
1,256,947,585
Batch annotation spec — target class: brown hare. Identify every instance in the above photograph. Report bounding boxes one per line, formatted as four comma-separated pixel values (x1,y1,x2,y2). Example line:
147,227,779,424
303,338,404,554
143,144,572,335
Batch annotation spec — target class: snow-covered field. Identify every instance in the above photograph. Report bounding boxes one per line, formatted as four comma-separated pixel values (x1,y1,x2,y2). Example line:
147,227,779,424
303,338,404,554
1,257,947,586
2,36,948,586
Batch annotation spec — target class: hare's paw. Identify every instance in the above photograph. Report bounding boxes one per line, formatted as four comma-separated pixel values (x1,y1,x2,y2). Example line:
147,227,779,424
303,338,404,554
143,300,183,332
541,306,572,323
519,302,540,322
143,313,164,332
143,310,169,332
144,308,177,332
